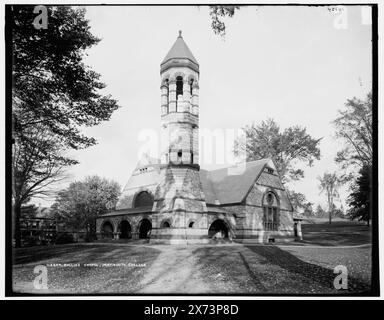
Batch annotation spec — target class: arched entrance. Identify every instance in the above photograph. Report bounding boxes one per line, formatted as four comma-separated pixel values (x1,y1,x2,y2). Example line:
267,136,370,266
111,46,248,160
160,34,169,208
119,220,132,239
139,219,152,239
102,221,114,239
208,219,229,239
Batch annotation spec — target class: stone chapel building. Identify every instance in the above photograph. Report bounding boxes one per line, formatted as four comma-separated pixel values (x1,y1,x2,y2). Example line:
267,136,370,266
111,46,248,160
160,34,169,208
96,32,302,243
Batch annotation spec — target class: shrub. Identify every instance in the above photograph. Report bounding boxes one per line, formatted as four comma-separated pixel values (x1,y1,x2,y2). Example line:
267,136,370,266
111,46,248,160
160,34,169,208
55,233,74,244
23,235,39,247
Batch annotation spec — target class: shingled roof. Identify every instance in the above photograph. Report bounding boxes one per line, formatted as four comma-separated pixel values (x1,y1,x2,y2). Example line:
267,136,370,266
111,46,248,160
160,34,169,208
200,159,274,205
161,31,199,66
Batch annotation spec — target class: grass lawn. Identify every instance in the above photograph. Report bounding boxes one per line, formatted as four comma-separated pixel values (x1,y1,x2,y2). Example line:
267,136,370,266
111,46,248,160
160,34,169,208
12,221,372,295
13,244,162,294
300,220,371,246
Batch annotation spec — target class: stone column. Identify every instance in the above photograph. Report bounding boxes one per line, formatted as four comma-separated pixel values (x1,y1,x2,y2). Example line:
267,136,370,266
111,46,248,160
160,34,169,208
132,232,139,240
191,84,199,115
168,80,177,113
297,220,303,240
183,79,191,112
294,220,303,241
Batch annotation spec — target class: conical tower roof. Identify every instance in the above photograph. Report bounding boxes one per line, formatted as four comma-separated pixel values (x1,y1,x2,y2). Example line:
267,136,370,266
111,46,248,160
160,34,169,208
161,31,199,67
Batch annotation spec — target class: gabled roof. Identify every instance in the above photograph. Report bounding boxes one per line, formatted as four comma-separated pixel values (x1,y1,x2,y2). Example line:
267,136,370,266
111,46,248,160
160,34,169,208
200,159,274,205
135,154,160,169
161,31,199,66
119,154,161,193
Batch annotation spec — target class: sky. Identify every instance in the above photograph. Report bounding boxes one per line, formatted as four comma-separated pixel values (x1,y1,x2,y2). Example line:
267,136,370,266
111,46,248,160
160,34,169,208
33,5,372,210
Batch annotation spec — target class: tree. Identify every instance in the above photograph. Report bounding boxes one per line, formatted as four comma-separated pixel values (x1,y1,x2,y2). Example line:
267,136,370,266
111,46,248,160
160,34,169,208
12,125,69,247
20,204,38,219
287,190,314,216
235,118,321,183
304,202,314,217
333,92,372,169
347,165,372,226
288,190,306,211
318,172,346,224
315,204,326,218
209,6,240,37
51,176,121,240
11,6,119,246
12,6,119,149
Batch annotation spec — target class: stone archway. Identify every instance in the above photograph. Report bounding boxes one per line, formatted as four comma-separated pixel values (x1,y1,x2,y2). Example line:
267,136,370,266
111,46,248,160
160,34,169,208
138,219,152,239
102,221,114,239
208,219,229,239
119,220,132,239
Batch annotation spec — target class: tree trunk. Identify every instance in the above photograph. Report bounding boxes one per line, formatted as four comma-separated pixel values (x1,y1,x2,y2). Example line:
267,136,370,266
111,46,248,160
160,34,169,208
328,202,332,224
328,195,332,224
14,201,22,248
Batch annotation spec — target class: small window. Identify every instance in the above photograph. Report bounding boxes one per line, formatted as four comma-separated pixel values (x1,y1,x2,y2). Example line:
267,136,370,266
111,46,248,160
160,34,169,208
267,168,274,174
188,221,195,228
162,221,170,228
177,150,182,162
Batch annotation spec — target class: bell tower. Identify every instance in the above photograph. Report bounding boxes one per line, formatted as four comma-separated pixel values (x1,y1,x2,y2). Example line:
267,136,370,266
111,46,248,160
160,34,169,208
152,31,208,243
160,30,200,168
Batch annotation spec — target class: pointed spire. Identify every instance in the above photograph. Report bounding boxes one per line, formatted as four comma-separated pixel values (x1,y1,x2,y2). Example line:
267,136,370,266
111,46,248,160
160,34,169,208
161,31,199,66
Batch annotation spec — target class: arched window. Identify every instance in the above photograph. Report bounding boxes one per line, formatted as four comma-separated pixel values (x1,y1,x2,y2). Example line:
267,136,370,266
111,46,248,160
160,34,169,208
176,76,183,100
177,150,182,163
134,191,154,208
162,221,171,228
263,191,279,231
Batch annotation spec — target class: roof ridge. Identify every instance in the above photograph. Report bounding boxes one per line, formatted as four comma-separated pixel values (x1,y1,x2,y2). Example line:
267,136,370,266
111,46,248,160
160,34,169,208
203,158,270,174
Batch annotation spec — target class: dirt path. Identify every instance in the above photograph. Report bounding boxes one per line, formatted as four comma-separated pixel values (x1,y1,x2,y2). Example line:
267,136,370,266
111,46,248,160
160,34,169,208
137,246,210,294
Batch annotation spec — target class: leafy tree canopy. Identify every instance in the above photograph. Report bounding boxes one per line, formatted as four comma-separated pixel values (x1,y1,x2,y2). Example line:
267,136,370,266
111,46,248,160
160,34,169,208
235,118,321,184
287,190,314,215
11,6,120,246
347,164,371,225
12,6,119,154
209,6,240,37
13,125,70,205
333,92,372,169
318,172,347,224
51,176,121,237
